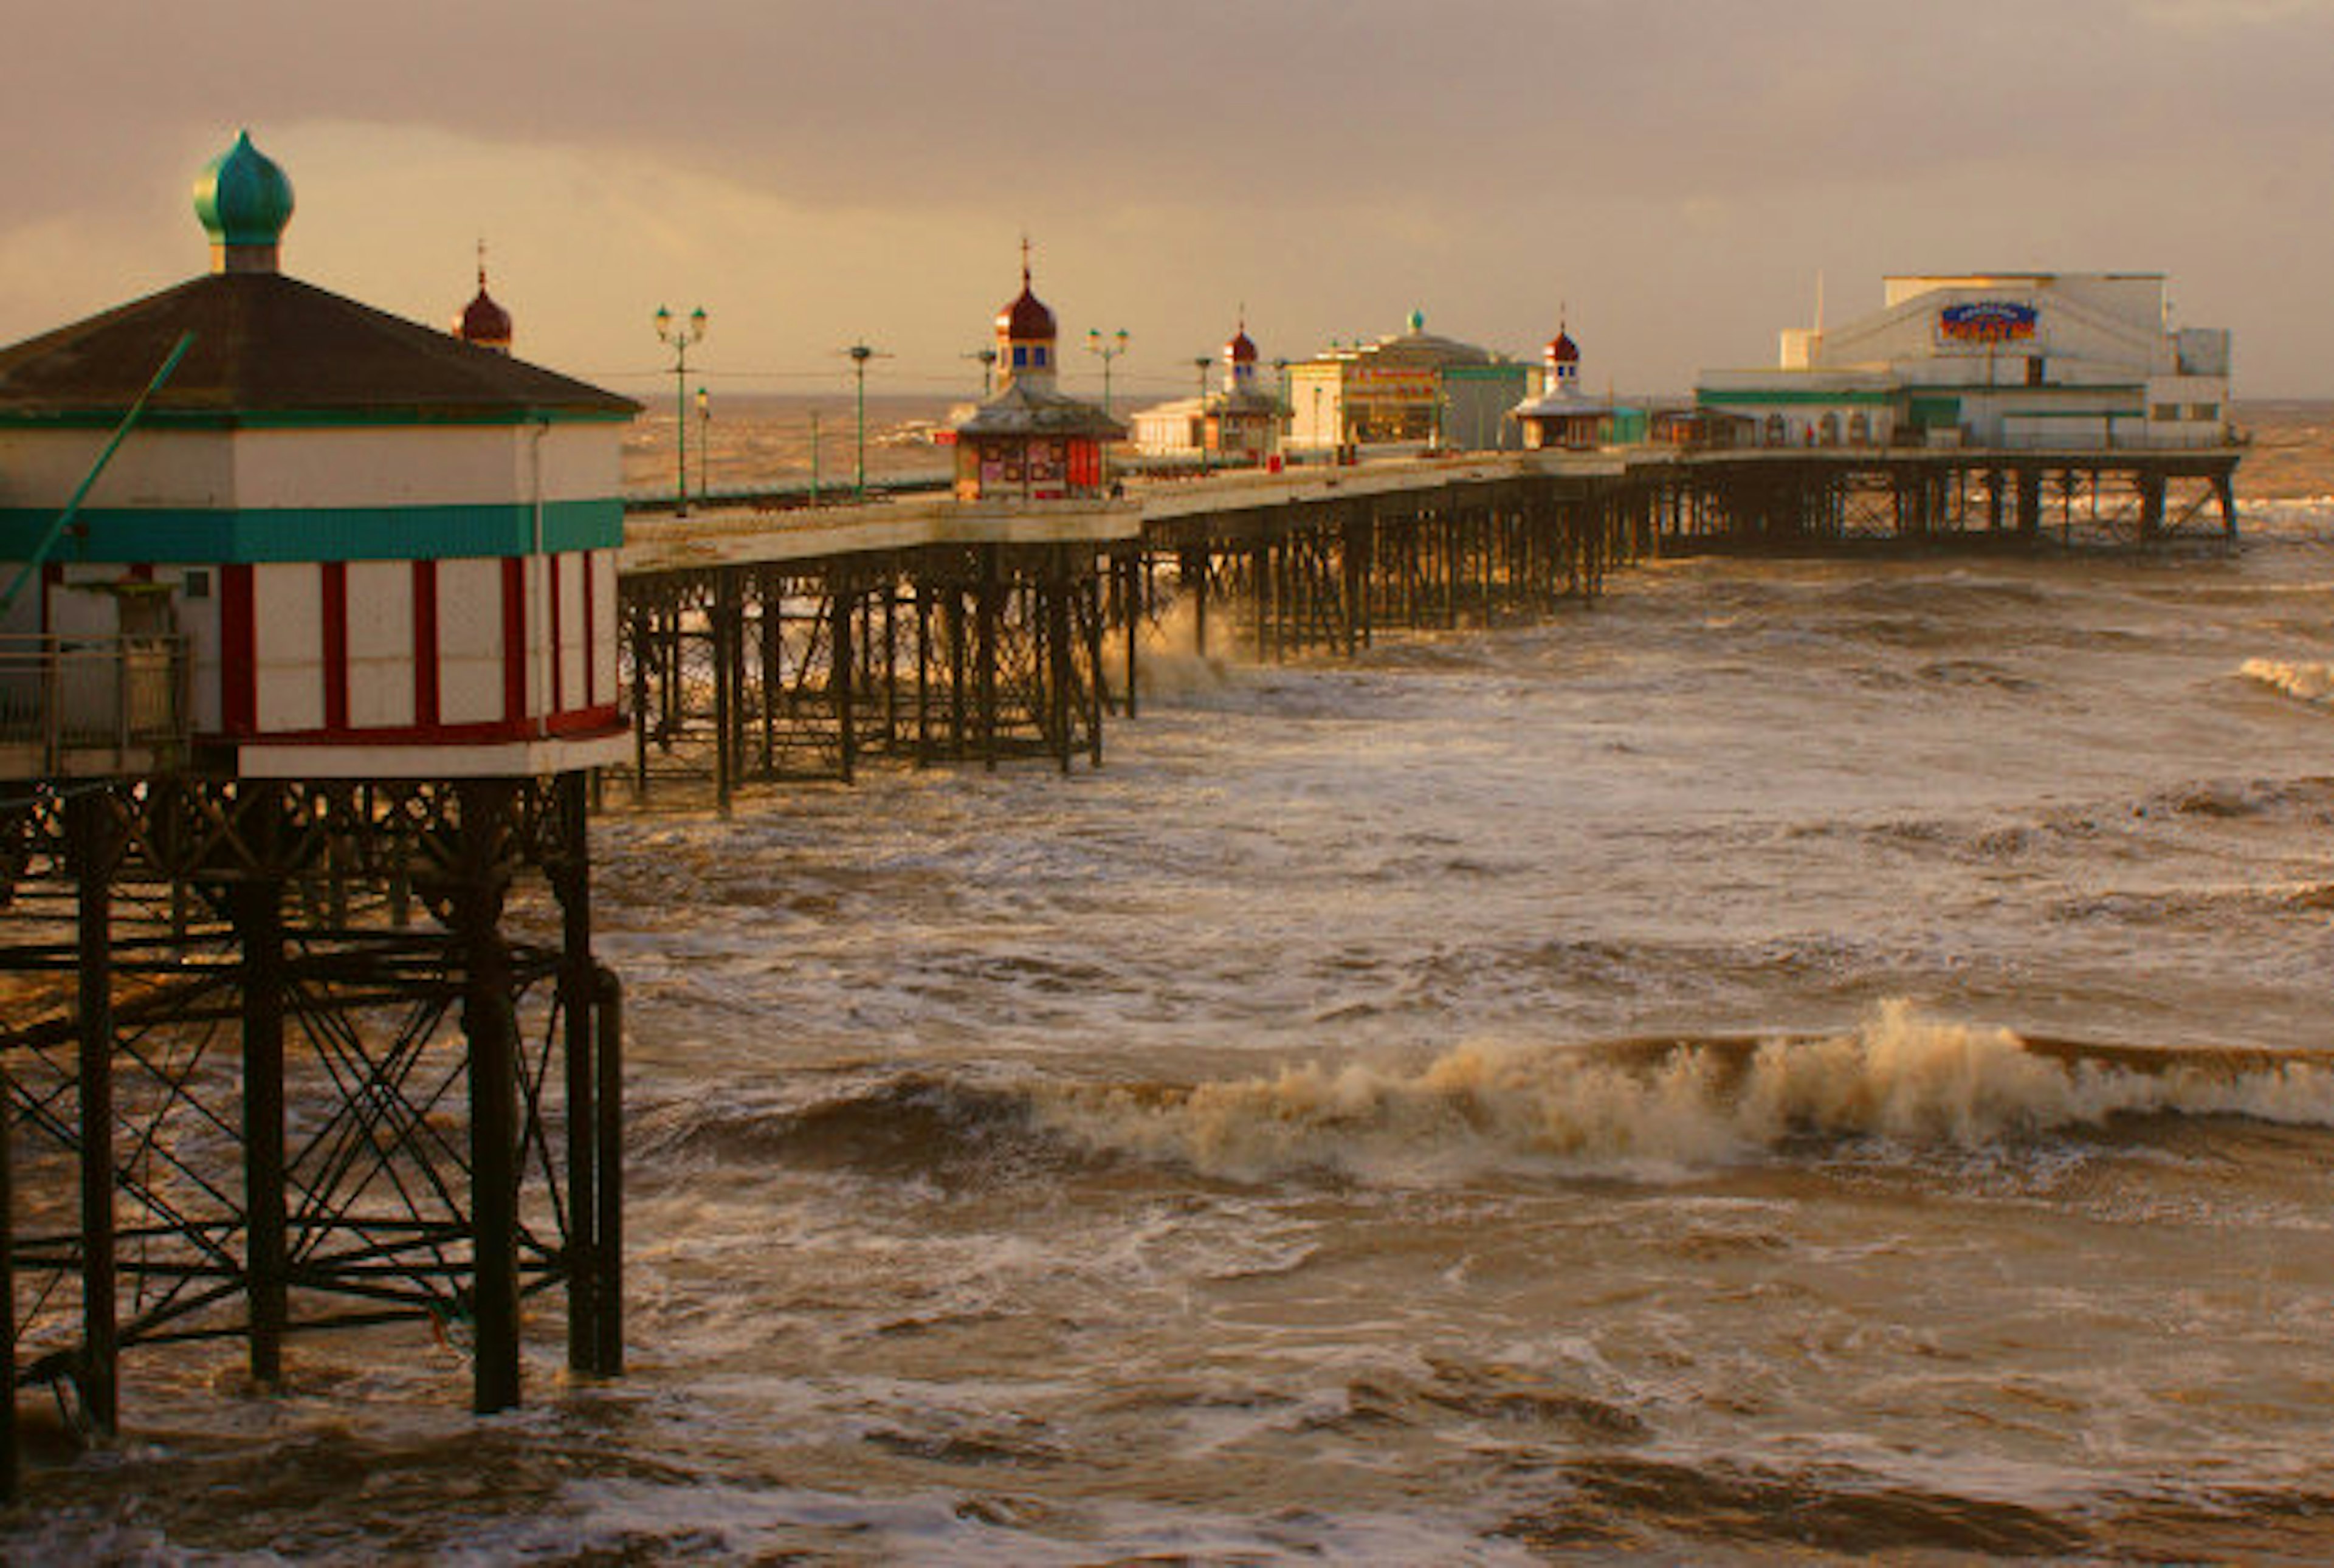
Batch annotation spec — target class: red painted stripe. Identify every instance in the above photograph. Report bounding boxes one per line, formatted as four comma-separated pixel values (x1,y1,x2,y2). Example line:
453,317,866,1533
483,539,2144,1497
221,564,256,735
320,561,348,732
581,551,597,707
412,560,439,726
548,553,565,714
501,557,527,725
239,704,622,747
546,702,622,737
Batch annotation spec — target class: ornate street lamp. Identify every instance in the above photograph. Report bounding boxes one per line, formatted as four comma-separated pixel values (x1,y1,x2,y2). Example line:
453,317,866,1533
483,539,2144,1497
654,304,707,515
1086,328,1130,414
964,346,999,399
695,385,711,503
844,342,890,500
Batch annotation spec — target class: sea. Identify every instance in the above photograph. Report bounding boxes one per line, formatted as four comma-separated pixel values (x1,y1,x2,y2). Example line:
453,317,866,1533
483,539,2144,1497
11,401,2334,1563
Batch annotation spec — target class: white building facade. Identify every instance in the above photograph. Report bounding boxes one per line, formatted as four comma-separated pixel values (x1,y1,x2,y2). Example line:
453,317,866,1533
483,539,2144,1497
1696,273,2232,451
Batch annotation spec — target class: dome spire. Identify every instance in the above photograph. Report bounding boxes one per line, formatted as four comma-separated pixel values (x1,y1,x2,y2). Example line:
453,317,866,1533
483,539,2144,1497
995,236,1058,394
455,238,514,354
193,129,295,275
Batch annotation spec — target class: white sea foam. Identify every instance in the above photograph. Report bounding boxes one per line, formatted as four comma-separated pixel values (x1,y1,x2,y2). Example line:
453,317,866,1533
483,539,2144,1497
1030,1002,2334,1181
2240,656,2334,705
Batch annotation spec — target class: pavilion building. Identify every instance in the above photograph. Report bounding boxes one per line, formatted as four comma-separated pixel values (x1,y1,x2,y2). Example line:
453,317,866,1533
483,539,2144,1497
1129,319,1286,465
1285,311,1529,453
1509,319,1613,450
950,253,1126,500
0,131,637,779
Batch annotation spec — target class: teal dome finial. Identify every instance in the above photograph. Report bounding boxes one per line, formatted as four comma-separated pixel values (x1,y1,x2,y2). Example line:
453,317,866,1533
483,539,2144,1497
194,129,294,269
1406,308,1427,333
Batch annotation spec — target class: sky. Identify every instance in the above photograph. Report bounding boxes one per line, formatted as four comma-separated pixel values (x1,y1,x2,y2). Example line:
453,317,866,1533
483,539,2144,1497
4,0,2331,405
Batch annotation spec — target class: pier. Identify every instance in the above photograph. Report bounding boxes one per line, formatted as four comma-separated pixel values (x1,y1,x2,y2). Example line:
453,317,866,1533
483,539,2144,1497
0,134,2254,1503
612,452,1654,797
608,439,2237,797
0,432,2244,1496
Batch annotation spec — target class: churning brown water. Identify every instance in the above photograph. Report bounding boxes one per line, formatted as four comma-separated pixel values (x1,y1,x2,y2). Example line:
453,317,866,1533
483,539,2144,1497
13,408,2334,1563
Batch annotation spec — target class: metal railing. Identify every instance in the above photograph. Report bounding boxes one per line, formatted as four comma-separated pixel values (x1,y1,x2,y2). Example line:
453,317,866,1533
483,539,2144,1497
0,633,192,777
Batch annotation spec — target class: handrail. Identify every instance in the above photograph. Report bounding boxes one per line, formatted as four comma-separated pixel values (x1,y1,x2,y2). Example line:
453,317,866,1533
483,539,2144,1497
0,633,192,776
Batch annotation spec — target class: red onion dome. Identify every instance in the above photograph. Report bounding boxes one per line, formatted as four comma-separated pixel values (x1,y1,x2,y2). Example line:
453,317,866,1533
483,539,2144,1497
1225,326,1258,363
997,280,1056,340
1548,331,1580,364
459,286,513,346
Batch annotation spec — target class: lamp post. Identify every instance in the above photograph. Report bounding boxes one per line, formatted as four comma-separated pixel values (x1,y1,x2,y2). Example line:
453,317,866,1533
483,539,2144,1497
1312,384,1325,461
844,342,889,501
965,346,998,399
808,411,822,504
654,304,706,516
1193,356,1213,474
695,385,711,504
1086,328,1130,414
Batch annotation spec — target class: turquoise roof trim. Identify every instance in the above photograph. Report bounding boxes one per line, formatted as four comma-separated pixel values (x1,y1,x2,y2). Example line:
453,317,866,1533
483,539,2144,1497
0,497,622,565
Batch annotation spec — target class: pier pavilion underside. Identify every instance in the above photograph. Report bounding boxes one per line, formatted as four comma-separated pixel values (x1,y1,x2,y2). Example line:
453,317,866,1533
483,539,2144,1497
1144,474,1651,666
0,771,619,1487
1659,450,2240,549
620,539,1132,802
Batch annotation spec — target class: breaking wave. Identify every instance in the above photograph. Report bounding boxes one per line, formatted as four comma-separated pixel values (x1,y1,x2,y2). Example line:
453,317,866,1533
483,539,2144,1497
2241,656,2334,706
647,1006,2334,1188
1027,1002,2334,1181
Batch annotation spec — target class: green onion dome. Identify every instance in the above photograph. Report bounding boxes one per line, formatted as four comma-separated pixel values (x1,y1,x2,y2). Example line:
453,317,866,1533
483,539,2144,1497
193,130,294,251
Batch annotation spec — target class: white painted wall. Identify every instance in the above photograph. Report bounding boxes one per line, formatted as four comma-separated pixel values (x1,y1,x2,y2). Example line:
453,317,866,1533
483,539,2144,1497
556,552,587,712
0,428,236,511
436,557,505,725
232,421,621,509
346,561,416,729
252,562,324,732
590,549,617,706
0,421,622,515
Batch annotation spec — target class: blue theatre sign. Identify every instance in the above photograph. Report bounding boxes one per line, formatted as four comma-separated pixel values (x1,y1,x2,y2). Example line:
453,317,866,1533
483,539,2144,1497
1938,301,2038,345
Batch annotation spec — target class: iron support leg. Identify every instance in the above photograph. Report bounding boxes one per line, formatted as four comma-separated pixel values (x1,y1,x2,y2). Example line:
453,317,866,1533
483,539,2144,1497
556,771,598,1374
593,966,625,1376
456,781,522,1415
236,787,288,1387
68,790,118,1436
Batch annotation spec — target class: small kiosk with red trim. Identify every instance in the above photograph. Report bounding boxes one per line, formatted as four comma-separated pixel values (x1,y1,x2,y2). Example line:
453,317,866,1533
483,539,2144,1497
951,250,1126,501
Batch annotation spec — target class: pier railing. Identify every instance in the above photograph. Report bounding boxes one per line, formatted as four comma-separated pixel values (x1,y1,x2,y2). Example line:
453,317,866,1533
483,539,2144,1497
0,632,192,778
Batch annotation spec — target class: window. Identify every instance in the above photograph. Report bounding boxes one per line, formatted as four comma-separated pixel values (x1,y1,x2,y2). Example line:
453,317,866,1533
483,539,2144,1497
1012,345,1029,369
2189,403,2219,422
2152,403,2179,421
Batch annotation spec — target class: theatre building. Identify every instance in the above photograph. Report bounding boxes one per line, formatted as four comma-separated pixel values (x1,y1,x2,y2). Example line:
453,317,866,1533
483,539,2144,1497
1695,272,2232,451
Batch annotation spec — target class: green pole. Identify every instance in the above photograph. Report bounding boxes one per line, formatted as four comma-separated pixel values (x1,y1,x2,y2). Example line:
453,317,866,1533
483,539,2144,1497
1,331,194,613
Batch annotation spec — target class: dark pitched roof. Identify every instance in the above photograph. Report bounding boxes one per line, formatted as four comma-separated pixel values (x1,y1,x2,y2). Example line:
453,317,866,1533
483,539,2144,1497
0,270,638,425
953,380,1127,441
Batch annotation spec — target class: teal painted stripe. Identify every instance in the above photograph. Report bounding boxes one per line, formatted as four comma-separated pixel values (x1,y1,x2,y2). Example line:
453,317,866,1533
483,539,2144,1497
0,498,623,564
